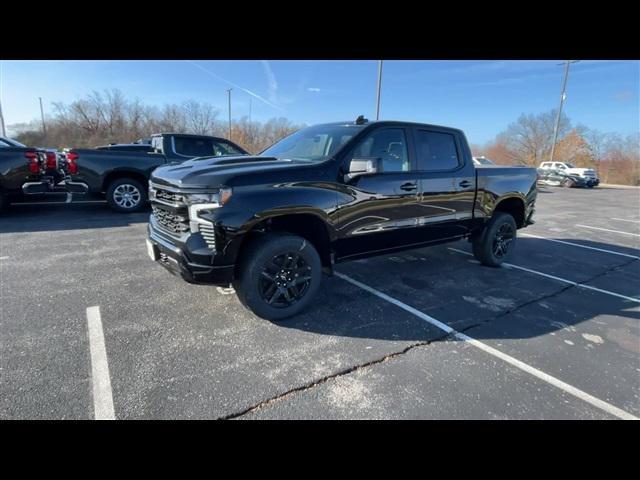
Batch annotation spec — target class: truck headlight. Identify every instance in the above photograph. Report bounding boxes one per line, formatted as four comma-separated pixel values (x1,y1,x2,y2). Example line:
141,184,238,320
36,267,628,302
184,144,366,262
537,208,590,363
186,188,232,234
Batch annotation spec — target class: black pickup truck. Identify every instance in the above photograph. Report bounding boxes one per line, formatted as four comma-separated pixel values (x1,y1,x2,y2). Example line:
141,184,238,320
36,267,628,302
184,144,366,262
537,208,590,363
0,136,87,211
146,118,537,320
67,133,248,212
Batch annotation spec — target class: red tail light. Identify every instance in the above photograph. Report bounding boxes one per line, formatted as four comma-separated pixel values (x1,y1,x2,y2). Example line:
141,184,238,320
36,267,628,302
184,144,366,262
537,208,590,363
46,151,57,170
67,151,79,174
25,151,40,174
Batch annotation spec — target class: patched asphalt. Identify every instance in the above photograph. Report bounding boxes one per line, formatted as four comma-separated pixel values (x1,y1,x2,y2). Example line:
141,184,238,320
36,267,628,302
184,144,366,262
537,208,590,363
0,186,638,419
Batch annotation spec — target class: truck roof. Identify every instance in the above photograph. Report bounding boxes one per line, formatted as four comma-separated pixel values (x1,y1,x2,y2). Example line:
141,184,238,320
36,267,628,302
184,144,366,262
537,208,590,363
321,120,465,135
150,132,233,141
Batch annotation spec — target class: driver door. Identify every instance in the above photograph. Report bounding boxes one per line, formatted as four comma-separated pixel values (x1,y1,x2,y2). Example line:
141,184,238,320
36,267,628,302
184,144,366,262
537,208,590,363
334,126,423,259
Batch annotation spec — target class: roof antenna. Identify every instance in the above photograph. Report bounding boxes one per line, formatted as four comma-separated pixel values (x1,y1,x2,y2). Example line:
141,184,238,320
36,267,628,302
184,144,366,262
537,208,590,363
355,115,368,125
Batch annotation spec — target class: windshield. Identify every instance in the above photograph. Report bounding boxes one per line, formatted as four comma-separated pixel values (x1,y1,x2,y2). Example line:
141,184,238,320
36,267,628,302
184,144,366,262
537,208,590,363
564,163,576,168
261,124,365,162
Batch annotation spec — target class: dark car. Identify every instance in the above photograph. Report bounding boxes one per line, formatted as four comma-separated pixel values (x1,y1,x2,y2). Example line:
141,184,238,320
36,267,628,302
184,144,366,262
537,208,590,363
0,136,87,211
146,117,538,320
67,133,249,212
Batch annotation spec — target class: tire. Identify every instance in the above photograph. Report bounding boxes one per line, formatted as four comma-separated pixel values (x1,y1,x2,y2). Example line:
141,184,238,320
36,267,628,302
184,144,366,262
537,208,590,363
472,212,518,267
562,178,575,188
233,233,322,321
106,178,147,213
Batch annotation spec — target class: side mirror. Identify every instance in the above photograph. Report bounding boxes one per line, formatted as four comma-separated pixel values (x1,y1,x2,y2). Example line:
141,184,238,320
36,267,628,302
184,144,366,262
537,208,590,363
344,157,380,182
347,157,380,178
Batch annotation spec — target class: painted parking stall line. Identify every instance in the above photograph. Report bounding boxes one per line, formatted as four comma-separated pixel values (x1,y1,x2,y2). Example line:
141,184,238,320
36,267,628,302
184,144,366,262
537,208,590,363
576,225,640,237
611,218,640,224
86,306,115,420
448,248,640,304
335,272,638,420
0,256,8,261
520,233,640,260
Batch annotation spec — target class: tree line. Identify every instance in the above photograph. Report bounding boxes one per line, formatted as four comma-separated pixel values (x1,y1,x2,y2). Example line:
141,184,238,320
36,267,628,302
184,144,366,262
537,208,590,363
470,109,639,186
11,89,303,154
10,89,639,185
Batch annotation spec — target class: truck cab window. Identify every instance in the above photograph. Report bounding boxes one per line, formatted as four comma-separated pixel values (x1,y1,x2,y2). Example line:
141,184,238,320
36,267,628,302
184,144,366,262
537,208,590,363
349,128,409,172
415,130,460,171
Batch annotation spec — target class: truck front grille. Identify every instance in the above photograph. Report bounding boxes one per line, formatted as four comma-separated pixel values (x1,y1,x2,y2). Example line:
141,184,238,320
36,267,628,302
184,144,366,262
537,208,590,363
152,206,189,235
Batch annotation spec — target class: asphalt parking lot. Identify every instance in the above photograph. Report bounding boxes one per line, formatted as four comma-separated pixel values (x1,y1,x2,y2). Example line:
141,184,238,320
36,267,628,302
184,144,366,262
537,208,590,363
1,186,639,419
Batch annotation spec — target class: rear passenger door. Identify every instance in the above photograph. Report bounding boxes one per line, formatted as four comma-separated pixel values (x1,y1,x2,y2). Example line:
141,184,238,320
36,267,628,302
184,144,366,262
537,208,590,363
412,127,477,241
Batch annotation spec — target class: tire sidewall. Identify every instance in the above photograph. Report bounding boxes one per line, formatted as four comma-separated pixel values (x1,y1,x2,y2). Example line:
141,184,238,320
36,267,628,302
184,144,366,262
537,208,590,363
106,178,147,213
237,234,322,321
473,212,517,267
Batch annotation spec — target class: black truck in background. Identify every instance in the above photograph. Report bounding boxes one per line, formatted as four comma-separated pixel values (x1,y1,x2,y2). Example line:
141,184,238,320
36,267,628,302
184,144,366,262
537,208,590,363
67,133,248,212
0,136,87,211
146,118,538,321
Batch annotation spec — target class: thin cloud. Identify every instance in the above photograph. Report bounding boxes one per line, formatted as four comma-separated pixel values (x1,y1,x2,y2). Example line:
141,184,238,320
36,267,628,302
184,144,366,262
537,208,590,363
614,90,634,102
307,87,321,92
185,60,282,111
261,60,279,104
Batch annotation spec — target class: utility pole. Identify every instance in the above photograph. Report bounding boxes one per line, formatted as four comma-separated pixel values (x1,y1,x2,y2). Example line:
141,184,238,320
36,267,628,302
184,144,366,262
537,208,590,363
549,60,579,163
39,97,47,138
226,88,232,140
0,98,6,137
375,60,383,120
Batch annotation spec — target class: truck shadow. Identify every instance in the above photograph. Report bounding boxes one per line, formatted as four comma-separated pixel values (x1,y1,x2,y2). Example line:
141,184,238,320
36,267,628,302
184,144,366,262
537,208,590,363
278,238,640,344
0,201,150,234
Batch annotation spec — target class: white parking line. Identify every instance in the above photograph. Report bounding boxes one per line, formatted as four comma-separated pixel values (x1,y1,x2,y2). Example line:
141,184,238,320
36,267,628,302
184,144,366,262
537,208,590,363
0,256,8,261
448,248,640,304
86,306,115,420
612,218,640,224
576,225,640,237
335,272,637,420
520,233,640,259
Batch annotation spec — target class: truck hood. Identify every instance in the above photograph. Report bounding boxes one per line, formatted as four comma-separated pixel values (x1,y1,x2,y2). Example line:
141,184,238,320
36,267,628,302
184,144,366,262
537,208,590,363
151,155,313,189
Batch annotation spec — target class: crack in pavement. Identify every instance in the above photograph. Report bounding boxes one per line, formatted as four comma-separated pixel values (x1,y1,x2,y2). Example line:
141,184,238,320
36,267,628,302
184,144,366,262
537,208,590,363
219,339,442,420
221,257,639,420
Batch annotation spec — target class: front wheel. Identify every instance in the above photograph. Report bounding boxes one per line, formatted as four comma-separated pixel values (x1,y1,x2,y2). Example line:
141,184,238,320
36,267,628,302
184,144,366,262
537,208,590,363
106,178,147,213
472,212,517,267
562,178,575,188
233,233,322,321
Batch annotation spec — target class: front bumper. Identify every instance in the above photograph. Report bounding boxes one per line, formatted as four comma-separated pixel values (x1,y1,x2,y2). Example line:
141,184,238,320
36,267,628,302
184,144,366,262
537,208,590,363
147,219,235,286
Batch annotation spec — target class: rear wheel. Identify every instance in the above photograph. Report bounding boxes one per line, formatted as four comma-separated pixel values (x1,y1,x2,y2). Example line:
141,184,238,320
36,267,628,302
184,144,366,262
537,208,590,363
233,233,322,321
106,178,147,213
472,212,517,267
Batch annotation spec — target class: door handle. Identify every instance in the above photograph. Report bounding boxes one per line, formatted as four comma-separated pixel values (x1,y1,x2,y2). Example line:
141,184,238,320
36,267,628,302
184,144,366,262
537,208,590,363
459,180,472,188
400,182,417,191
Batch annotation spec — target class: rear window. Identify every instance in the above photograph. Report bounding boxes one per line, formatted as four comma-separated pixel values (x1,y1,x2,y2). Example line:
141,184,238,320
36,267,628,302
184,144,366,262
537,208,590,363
415,130,460,171
173,136,244,157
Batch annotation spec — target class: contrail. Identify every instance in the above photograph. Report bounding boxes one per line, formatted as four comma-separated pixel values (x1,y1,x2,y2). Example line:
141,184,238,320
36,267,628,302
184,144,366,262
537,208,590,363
185,60,283,111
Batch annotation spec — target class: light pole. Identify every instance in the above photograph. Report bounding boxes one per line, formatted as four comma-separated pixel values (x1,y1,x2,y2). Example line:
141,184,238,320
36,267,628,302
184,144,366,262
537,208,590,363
226,88,232,140
375,60,383,120
39,97,47,139
549,60,579,163
0,98,6,137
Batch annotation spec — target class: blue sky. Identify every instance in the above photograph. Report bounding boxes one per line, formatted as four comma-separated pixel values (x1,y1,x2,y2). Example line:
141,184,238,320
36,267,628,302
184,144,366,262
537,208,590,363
1,60,637,144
